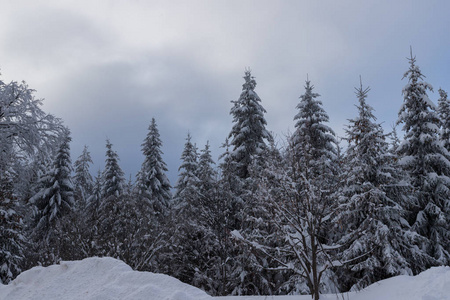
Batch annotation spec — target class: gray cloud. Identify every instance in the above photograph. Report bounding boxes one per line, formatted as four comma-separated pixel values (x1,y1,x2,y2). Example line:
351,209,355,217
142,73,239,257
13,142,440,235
1,0,450,185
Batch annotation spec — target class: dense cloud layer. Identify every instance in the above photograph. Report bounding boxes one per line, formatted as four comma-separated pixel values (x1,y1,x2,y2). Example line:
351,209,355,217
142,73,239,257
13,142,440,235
1,0,449,183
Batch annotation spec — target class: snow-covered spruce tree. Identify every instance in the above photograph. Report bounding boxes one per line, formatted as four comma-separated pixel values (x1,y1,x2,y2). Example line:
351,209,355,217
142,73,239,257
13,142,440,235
231,140,287,296
200,138,245,295
128,118,172,273
291,79,337,182
335,80,424,291
397,53,450,267
97,140,126,258
284,78,338,299
438,88,450,152
0,163,25,284
233,79,339,299
73,145,94,207
136,118,171,216
30,130,74,237
389,124,402,154
224,70,276,295
228,70,272,179
101,139,125,199
189,141,222,295
83,170,103,257
169,133,202,285
197,141,216,200
29,130,75,264
173,133,200,212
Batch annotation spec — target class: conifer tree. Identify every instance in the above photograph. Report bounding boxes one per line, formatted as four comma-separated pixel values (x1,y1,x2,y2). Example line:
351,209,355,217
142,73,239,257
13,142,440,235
29,130,75,264
232,140,285,296
101,140,125,199
97,140,126,258
197,141,216,199
84,170,103,257
397,52,450,267
228,70,272,179
285,78,338,299
0,164,25,284
291,78,337,180
335,80,422,290
233,78,339,299
30,130,74,238
224,70,275,295
73,145,94,206
438,88,450,152
170,133,202,284
218,138,245,230
136,118,171,215
189,142,221,294
174,133,200,210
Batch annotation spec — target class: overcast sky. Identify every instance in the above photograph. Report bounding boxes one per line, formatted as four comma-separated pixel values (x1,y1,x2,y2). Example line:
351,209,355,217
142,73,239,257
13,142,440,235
1,0,450,185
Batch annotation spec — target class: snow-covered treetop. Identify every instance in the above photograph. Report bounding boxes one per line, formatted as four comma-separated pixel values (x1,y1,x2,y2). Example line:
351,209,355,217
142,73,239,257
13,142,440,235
101,139,125,199
73,145,94,199
291,78,337,175
136,118,171,213
228,70,272,178
175,133,200,200
398,52,436,133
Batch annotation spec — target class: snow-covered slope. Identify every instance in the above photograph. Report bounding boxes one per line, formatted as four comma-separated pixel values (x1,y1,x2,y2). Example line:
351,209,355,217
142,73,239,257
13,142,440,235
1,257,449,300
218,266,450,300
0,257,211,300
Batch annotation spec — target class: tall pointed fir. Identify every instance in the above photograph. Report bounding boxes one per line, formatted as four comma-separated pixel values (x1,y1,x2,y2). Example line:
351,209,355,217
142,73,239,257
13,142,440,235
225,70,276,295
397,52,450,267
101,139,125,199
73,145,94,206
228,70,272,179
169,133,202,285
29,129,75,263
84,170,103,257
133,118,172,273
97,139,127,258
438,89,450,152
231,139,287,296
197,141,217,201
190,141,223,295
174,133,200,210
136,118,171,216
95,141,152,270
286,78,338,299
335,80,423,291
211,138,245,295
0,158,25,284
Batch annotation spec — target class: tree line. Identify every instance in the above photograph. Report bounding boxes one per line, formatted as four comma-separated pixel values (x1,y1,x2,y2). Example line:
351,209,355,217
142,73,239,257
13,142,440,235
1,52,450,299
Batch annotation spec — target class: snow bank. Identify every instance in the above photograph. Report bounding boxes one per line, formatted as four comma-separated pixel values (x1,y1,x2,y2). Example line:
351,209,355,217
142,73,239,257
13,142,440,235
1,257,449,300
348,266,450,300
218,266,450,300
0,257,211,300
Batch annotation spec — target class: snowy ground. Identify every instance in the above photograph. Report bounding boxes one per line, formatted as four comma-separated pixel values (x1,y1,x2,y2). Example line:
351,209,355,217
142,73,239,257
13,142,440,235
1,257,449,300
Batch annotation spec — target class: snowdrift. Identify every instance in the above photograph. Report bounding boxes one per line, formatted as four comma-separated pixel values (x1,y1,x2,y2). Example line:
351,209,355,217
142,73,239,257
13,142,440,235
1,257,449,300
218,266,450,300
0,257,211,300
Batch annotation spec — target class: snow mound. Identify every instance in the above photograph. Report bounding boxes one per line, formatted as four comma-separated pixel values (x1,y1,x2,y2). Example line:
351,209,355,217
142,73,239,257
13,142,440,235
0,257,212,300
217,266,450,300
2,258,449,300
351,266,450,300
